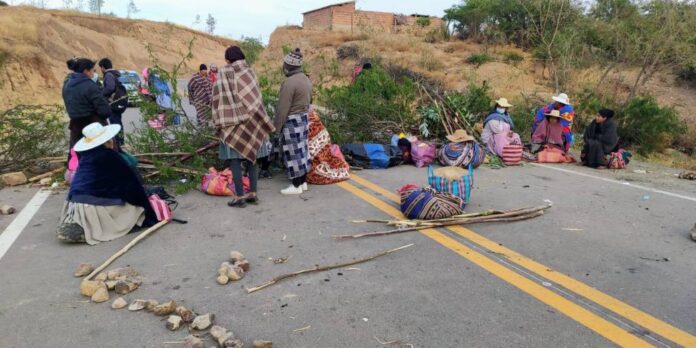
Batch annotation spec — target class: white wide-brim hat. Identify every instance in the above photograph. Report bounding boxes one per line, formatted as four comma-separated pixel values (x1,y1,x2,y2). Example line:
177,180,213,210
73,122,121,152
552,93,570,105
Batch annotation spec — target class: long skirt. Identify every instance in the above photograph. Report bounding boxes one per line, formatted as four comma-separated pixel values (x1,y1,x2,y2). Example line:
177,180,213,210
281,113,311,179
60,201,145,245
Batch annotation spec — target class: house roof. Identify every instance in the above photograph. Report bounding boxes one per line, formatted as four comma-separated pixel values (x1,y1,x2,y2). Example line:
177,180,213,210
302,1,355,15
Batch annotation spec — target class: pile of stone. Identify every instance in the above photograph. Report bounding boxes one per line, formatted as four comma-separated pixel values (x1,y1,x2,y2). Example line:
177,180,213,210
76,265,141,303
217,251,250,285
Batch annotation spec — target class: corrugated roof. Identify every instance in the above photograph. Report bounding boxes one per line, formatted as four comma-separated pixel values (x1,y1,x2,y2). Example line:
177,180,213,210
302,1,355,15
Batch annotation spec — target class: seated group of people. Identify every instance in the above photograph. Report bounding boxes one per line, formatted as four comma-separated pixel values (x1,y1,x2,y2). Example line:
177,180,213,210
476,93,620,168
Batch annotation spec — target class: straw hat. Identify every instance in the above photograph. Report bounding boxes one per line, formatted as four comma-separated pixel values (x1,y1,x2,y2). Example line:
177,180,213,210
74,123,121,152
552,93,571,105
495,98,513,108
544,109,562,118
435,166,468,180
446,129,475,143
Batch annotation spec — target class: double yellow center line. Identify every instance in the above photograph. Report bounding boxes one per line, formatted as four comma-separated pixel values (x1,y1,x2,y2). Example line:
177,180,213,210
337,174,696,348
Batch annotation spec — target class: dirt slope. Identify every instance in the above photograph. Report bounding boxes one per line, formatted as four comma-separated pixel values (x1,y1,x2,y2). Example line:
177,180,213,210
0,6,234,109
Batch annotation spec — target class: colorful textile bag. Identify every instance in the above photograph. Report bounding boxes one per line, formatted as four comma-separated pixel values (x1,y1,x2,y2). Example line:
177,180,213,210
199,167,249,196
438,141,485,169
427,164,474,208
148,194,172,221
398,184,463,220
411,141,437,168
607,149,632,169
502,144,524,165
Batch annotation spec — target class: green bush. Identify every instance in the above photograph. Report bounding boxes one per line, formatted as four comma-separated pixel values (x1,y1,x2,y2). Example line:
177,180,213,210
501,51,524,64
239,37,264,65
416,17,432,27
318,67,418,143
617,96,683,155
466,53,493,66
0,1,7,6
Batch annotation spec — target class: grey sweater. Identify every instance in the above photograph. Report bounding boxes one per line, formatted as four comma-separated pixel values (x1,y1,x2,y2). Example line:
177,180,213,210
274,70,312,132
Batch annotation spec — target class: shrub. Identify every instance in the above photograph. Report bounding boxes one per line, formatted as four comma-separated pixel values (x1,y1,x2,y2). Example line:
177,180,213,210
424,26,447,43
677,64,696,87
444,46,455,54
0,105,67,172
318,67,418,143
336,43,360,60
0,1,7,7
416,17,431,27
418,50,444,71
466,53,493,66
239,37,264,65
617,96,683,155
501,51,524,64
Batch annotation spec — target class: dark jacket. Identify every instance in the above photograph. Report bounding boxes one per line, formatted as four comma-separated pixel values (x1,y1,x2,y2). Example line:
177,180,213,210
69,146,157,226
101,69,121,99
63,72,111,120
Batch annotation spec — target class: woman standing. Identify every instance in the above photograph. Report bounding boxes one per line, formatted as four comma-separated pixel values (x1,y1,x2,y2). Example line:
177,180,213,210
274,48,313,195
212,46,275,207
62,58,111,148
481,98,521,158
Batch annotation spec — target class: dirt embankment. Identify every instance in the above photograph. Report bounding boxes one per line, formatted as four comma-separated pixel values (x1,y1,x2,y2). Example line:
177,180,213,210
0,6,234,110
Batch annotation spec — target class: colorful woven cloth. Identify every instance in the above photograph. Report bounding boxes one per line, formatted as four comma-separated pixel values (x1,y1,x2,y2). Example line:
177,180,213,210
398,185,463,220
307,110,350,185
187,73,212,124
281,113,311,179
533,103,575,151
438,141,485,168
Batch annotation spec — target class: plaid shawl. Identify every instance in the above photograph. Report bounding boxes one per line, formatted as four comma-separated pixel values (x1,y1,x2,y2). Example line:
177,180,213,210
212,60,275,162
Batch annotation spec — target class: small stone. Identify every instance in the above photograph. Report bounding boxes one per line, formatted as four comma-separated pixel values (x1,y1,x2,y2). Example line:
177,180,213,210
227,266,245,281
690,223,696,242
1,172,27,186
74,263,94,277
252,340,273,348
234,259,250,273
94,272,107,282
225,339,245,347
183,335,204,348
153,300,177,316
111,297,128,309
114,280,140,295
145,300,159,312
176,306,196,323
80,280,106,297
218,261,233,276
217,274,229,285
210,325,234,346
91,287,110,303
0,204,16,215
39,177,52,186
105,280,118,290
107,267,139,280
128,299,147,311
229,251,246,263
166,315,183,331
191,313,214,330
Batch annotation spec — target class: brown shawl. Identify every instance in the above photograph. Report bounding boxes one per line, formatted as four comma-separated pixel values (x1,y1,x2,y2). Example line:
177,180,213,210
212,60,275,162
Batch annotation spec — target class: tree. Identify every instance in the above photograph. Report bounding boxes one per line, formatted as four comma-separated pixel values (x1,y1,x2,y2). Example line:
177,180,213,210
62,0,73,8
127,0,139,18
206,14,216,34
88,0,105,15
75,0,85,11
239,37,264,64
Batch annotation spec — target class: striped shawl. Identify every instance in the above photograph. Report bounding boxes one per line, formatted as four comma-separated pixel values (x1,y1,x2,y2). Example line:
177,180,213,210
212,60,275,162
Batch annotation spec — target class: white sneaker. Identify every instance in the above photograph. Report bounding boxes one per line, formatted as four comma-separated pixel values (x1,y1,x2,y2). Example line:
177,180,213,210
281,185,303,195
301,183,308,191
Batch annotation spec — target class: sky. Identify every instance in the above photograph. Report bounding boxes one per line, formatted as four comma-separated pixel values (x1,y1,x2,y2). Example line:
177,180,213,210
19,0,457,42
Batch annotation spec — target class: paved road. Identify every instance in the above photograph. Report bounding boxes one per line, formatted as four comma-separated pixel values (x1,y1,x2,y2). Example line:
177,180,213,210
1,158,695,347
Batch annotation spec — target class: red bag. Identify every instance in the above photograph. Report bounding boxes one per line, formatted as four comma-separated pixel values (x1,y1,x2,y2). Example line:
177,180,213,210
537,146,575,163
199,167,250,196
148,194,172,222
502,144,523,165
411,141,437,168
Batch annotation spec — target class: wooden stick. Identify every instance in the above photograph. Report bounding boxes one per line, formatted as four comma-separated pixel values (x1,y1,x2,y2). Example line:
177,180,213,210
247,244,414,293
134,152,191,157
84,220,169,281
334,211,546,240
28,168,64,183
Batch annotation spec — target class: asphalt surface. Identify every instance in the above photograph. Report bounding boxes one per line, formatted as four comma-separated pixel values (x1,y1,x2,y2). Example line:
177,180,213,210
1,101,695,347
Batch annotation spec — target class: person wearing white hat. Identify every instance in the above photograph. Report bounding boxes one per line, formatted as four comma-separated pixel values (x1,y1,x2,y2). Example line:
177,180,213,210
57,123,157,244
531,109,566,153
481,97,522,158
532,92,576,152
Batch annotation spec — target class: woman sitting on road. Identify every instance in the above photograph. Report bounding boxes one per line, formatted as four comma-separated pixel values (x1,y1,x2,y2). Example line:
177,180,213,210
582,109,619,168
57,123,157,244
481,98,521,158
531,109,565,153
212,46,275,207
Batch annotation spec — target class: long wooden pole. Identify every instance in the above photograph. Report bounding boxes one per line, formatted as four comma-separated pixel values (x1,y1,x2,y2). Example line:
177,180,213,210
247,244,414,293
83,220,169,281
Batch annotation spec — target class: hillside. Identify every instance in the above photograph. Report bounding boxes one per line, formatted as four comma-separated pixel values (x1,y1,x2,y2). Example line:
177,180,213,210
0,6,234,109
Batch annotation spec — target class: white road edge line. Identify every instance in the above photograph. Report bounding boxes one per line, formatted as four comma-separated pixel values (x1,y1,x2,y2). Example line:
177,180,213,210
530,163,696,203
0,190,52,260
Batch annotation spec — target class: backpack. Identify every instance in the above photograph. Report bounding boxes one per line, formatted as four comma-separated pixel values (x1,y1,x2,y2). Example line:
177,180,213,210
107,71,129,114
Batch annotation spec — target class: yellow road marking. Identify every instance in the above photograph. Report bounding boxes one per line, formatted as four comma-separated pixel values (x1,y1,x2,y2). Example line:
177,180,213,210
349,174,696,347
337,181,652,348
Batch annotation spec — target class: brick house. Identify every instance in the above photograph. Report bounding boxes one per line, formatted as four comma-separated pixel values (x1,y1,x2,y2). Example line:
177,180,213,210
302,1,443,33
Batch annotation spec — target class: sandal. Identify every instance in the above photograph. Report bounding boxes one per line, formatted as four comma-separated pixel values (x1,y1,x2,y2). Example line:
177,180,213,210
227,198,247,208
245,193,259,205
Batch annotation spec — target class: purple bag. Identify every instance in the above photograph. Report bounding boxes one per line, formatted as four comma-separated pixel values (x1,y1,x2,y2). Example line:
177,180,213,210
411,141,436,168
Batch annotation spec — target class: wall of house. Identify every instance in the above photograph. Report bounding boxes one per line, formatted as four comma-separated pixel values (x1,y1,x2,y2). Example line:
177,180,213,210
354,10,395,33
303,7,333,30
330,2,355,31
